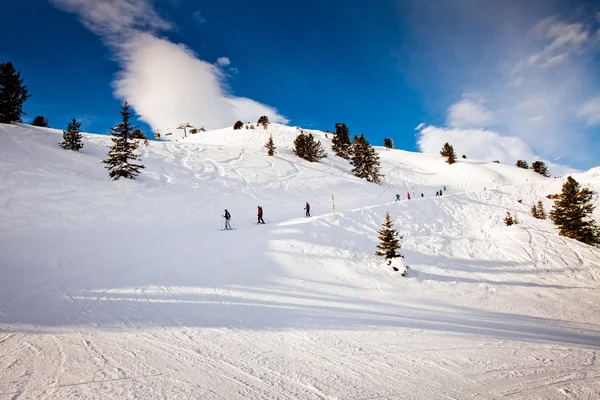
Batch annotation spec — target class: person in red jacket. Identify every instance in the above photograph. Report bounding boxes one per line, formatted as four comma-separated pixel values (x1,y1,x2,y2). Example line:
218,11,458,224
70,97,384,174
257,206,265,224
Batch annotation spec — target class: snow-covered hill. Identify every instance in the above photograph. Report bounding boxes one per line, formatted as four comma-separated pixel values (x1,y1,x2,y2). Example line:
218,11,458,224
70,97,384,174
1,122,599,399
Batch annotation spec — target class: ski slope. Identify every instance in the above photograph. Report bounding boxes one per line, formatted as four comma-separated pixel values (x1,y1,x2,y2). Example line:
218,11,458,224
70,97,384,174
1,122,599,399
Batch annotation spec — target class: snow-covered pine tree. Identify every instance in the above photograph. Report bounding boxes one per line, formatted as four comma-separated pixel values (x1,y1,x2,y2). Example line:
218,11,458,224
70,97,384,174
440,142,456,164
265,134,276,156
383,137,394,149
516,160,529,169
331,122,351,159
504,212,516,226
536,200,546,219
60,118,83,151
234,120,243,130
257,115,269,129
31,115,48,127
375,211,404,270
102,102,144,180
304,133,327,162
0,62,31,123
293,133,307,159
350,134,381,183
549,176,600,245
531,161,550,177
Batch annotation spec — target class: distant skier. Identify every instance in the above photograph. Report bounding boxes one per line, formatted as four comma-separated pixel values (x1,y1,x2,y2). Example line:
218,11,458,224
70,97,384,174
304,202,311,217
439,190,442,197
223,209,232,230
257,205,265,224
396,194,401,201
435,191,439,197
407,193,411,200
421,193,424,198
443,186,447,192
517,199,522,204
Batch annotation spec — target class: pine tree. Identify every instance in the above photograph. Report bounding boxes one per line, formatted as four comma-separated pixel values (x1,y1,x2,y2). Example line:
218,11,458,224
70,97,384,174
331,122,352,159
350,134,381,183
531,204,539,219
462,154,467,159
531,161,550,177
102,102,144,180
31,115,48,127
257,115,269,129
383,137,394,149
131,129,147,139
440,142,456,164
60,118,83,151
516,160,529,169
293,133,307,159
549,176,600,245
234,120,243,130
265,134,276,156
0,62,31,123
375,211,403,261
504,212,516,226
536,200,546,220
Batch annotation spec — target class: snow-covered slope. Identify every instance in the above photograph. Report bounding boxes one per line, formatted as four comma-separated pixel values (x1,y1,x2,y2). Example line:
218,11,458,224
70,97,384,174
1,122,599,399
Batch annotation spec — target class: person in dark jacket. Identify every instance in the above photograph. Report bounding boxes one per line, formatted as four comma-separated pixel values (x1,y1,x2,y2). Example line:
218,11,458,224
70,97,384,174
257,206,265,224
304,202,311,217
223,209,232,230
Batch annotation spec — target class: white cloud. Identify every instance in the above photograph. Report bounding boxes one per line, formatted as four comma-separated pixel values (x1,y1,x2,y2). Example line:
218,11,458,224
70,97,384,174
51,0,287,131
216,57,230,67
577,97,600,126
192,11,206,25
446,98,495,129
417,125,574,175
415,123,425,130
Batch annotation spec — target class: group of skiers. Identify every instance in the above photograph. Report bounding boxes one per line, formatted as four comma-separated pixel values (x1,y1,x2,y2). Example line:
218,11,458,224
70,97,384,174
395,189,444,201
222,202,311,230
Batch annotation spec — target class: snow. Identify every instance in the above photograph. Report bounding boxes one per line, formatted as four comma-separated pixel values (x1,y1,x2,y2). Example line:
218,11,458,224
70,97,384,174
1,122,600,399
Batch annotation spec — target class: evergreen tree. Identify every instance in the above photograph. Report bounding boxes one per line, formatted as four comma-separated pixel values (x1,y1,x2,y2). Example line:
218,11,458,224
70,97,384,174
31,115,48,127
516,160,529,169
102,102,144,180
293,133,327,162
531,161,550,177
331,122,352,159
440,142,457,164
257,115,269,129
293,133,307,159
375,211,403,261
462,154,467,159
0,62,31,123
536,200,546,220
60,118,83,151
350,134,382,183
504,212,517,226
234,120,243,130
131,129,147,139
549,176,600,245
531,204,539,219
265,134,276,156
383,137,394,149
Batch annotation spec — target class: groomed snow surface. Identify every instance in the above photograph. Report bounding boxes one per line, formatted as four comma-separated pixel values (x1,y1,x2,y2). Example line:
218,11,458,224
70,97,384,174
1,123,600,399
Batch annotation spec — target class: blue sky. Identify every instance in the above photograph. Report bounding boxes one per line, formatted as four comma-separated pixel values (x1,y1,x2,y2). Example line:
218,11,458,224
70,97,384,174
1,0,599,170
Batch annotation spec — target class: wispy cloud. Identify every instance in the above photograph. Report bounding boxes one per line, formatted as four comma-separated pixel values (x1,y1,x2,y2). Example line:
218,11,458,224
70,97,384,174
578,97,600,126
446,97,495,129
50,0,287,131
216,57,230,67
192,10,206,26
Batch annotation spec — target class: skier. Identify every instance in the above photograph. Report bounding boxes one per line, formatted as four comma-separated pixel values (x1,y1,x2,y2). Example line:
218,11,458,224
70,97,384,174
304,202,311,217
517,199,522,204
439,190,442,197
421,193,424,198
407,193,411,200
257,205,265,224
396,194,401,201
223,209,232,230
435,191,439,197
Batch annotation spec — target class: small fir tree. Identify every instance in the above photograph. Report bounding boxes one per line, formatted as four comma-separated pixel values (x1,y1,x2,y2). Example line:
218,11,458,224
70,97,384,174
234,120,244,130
293,133,307,159
31,115,48,127
257,115,269,125
375,211,404,269
536,200,546,220
293,133,327,162
102,102,144,180
350,134,382,183
331,122,352,159
60,118,83,151
0,62,31,123
516,160,529,169
250,124,255,129
265,134,276,156
440,142,457,164
531,204,539,219
549,176,600,245
531,161,550,177
131,129,147,139
383,137,394,149
462,154,467,159
504,212,518,226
